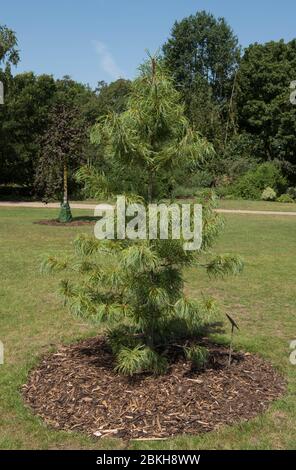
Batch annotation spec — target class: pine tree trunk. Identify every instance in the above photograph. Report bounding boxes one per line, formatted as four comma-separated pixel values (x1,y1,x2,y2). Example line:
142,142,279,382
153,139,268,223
147,58,158,203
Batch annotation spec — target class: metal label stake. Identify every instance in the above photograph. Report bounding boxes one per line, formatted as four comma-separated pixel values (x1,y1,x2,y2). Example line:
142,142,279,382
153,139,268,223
226,313,239,366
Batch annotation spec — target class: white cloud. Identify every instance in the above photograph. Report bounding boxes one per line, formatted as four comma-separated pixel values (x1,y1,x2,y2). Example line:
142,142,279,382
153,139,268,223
93,40,124,80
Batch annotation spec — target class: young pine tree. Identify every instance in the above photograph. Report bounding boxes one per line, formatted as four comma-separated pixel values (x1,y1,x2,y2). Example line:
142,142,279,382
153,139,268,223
43,59,243,375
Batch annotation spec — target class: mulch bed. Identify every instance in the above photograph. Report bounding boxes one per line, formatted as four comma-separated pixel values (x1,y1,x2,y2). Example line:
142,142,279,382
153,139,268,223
22,337,286,440
34,218,98,227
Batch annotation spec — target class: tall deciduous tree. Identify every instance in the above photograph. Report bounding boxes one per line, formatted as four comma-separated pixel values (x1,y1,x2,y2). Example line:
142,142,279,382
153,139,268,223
95,78,132,116
0,72,100,190
43,60,243,375
0,73,56,186
0,24,19,69
236,40,296,179
163,11,240,105
35,101,86,221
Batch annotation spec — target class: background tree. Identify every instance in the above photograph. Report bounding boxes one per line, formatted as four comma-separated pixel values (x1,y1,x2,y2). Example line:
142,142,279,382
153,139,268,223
0,24,19,69
236,40,296,181
162,10,241,180
44,60,243,375
163,11,240,107
0,24,21,193
0,71,100,195
95,78,132,115
0,73,56,187
35,101,87,221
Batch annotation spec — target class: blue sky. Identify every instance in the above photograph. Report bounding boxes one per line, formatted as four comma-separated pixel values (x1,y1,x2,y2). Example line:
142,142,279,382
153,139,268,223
2,0,296,88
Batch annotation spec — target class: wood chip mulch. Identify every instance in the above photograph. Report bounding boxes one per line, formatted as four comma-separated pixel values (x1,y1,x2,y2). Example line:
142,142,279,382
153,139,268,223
22,337,286,440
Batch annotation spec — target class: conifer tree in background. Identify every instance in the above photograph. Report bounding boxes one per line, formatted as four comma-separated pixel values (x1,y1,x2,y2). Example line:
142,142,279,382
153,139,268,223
43,59,243,375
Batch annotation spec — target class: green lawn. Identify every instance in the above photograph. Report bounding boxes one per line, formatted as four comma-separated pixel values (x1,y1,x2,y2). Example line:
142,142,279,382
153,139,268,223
218,198,296,212
0,207,296,449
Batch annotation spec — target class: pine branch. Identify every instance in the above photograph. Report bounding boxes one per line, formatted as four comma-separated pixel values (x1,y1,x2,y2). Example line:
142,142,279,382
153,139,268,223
41,256,69,273
206,254,244,278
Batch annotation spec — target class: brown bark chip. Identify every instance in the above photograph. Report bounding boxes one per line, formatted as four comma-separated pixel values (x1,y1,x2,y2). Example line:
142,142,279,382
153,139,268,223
22,337,286,440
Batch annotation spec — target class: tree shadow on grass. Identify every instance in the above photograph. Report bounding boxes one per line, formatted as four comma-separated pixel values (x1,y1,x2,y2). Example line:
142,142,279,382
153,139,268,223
34,216,100,226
